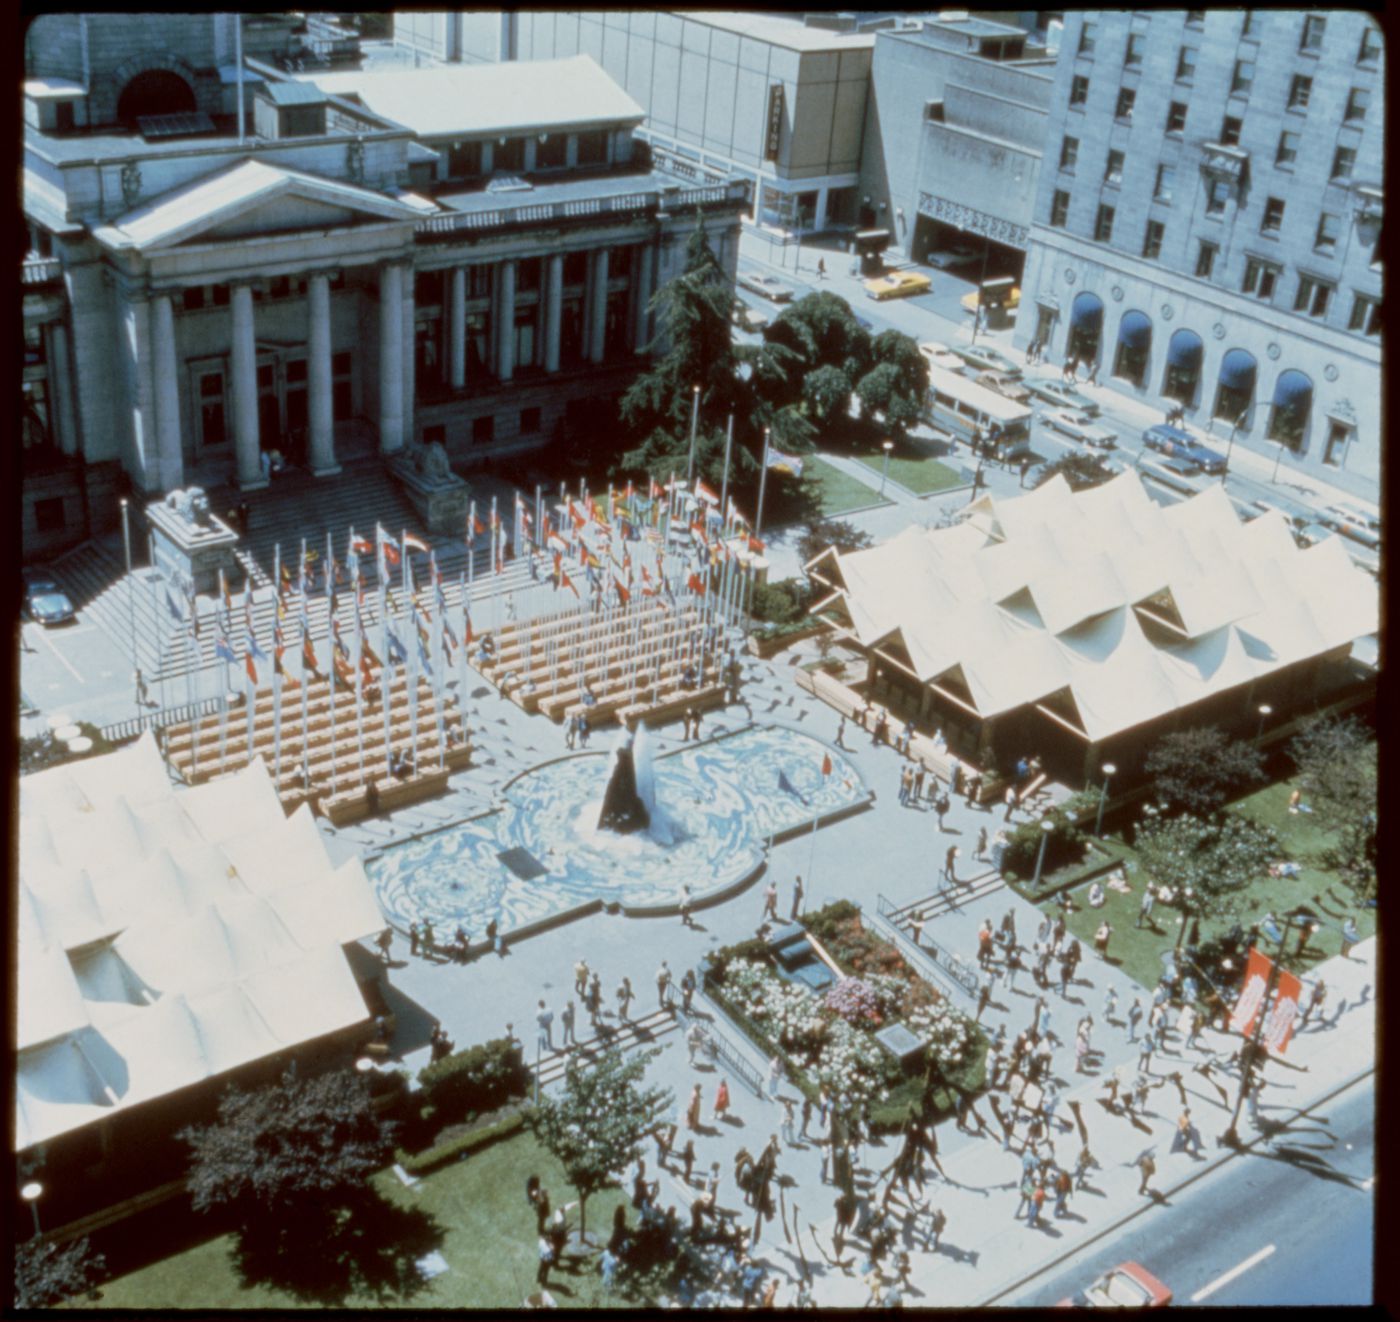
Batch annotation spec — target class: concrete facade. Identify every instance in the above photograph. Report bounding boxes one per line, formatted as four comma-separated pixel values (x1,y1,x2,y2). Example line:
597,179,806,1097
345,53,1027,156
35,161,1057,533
1018,10,1382,491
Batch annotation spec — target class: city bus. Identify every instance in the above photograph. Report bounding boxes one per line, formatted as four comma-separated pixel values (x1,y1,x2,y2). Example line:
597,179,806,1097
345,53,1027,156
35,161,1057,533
924,363,1033,457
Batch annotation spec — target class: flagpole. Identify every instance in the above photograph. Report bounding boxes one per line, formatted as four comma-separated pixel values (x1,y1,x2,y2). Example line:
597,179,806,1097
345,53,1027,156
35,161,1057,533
467,500,476,589
148,536,169,716
299,538,311,789
353,549,366,784
217,568,230,775
686,383,700,483
403,530,419,776
756,427,771,540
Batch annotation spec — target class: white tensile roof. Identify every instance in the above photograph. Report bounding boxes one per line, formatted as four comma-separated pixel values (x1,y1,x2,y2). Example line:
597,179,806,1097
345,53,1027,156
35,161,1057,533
15,734,383,1151
811,471,1378,743
299,54,645,138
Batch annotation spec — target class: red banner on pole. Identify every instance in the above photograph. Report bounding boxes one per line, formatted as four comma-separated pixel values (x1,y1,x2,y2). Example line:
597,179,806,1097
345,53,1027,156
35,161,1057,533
1228,947,1303,1054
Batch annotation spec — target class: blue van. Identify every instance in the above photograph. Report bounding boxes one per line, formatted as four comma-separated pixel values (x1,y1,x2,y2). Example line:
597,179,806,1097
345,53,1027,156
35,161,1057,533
1141,424,1227,475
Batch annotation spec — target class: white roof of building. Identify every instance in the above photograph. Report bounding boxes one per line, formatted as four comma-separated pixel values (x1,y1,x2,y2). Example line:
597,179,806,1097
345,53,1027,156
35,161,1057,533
298,54,644,138
676,11,876,52
810,471,1378,743
15,735,383,1151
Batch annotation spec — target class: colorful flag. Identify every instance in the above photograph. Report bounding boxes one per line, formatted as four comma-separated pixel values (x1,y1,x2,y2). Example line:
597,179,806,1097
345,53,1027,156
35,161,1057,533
403,532,430,554
244,651,259,686
301,632,319,675
378,527,401,565
695,478,719,504
748,535,767,555
386,627,408,665
688,572,707,597
777,769,809,806
560,568,579,598
214,634,237,665
350,535,374,557
767,447,805,477
821,752,833,778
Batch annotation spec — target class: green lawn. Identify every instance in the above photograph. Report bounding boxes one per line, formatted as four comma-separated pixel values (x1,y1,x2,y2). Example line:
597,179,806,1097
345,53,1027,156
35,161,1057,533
803,456,885,516
90,1129,639,1310
855,451,964,495
1017,778,1374,996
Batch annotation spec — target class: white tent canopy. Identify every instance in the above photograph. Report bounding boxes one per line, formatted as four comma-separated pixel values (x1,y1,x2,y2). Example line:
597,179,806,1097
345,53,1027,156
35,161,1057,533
810,471,1378,744
16,734,384,1151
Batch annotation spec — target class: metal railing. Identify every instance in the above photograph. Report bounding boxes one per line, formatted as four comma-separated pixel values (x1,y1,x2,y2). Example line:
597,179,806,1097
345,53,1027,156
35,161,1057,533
689,989,767,1099
22,257,62,285
872,896,980,1002
100,695,227,746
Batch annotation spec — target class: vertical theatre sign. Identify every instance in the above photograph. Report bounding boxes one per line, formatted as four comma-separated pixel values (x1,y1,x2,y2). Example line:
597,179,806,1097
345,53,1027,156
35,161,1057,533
764,84,784,161
1228,946,1303,1053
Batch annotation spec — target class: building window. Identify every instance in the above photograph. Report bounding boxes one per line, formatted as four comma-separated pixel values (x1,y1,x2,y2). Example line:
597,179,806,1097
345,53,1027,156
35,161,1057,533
1349,293,1381,335
1293,276,1333,318
415,270,444,308
211,283,230,307
1177,46,1198,81
468,266,492,300
1205,179,1230,216
1196,241,1218,278
1261,197,1286,234
1358,25,1381,65
516,257,541,295
1288,74,1313,110
1079,19,1097,54
1069,74,1089,107
1345,87,1371,122
1220,115,1243,147
332,350,353,417
576,130,608,166
1315,212,1340,253
493,137,524,172
1276,131,1300,167
199,371,227,447
535,134,567,170
1125,33,1144,67
34,496,66,534
1299,14,1326,53
1115,87,1136,121
1094,204,1116,242
447,140,482,179
1059,136,1079,172
1104,150,1124,185
182,286,206,312
1142,219,1165,259
1166,101,1188,135
1242,258,1280,300
1050,189,1071,228
1231,58,1254,95
1154,164,1175,202
563,250,588,285
1186,10,1205,26
521,406,542,435
1331,145,1356,181
472,414,495,445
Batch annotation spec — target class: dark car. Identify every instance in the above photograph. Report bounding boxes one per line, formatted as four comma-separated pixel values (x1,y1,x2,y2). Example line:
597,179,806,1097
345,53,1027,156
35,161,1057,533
22,569,76,626
1141,424,1227,475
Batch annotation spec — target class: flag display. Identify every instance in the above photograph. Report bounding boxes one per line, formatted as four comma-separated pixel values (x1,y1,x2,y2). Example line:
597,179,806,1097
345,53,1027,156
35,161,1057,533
767,447,805,477
777,769,809,806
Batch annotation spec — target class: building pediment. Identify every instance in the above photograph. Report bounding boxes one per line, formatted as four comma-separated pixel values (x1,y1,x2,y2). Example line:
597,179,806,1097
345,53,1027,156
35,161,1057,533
93,158,424,254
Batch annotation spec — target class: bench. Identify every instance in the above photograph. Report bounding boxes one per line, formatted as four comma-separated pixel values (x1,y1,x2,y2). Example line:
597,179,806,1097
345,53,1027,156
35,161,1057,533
324,766,453,826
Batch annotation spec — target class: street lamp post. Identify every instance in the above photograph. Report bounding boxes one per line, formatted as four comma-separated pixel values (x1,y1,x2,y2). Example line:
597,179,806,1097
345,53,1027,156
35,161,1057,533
1174,886,1195,952
1095,761,1117,838
1256,703,1273,742
686,384,701,485
120,497,139,698
1032,817,1055,887
880,440,894,496
1222,408,1248,482
21,1181,42,1238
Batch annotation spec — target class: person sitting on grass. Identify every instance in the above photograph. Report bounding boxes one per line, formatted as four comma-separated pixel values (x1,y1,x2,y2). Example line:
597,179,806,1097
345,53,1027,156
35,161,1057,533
1087,881,1107,908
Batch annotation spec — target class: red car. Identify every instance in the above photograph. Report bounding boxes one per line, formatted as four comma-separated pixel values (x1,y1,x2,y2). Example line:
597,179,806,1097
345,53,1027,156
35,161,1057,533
1058,1262,1173,1308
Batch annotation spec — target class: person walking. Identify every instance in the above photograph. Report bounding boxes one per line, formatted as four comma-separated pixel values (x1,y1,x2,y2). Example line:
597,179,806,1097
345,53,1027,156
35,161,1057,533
1004,785,1018,822
1301,979,1327,1026
714,1078,732,1123
1094,920,1113,958
686,1083,703,1131
1052,1165,1072,1218
1014,1171,1035,1220
767,1055,785,1099
975,825,989,861
762,881,779,923
836,715,847,749
536,1232,555,1288
1104,985,1118,1024
1002,943,1022,993
975,971,994,1023
656,960,673,1010
679,883,695,927
375,928,394,963
913,764,927,804
574,958,590,997
946,844,961,885
791,874,805,921
899,764,912,807
1136,1151,1157,1196
1137,886,1156,930
781,1096,797,1145
1126,997,1144,1041
680,967,697,1014
586,971,603,1023
1341,917,1360,958
561,998,577,1048
936,791,952,831
817,257,826,279
536,1000,555,1054
617,975,635,1020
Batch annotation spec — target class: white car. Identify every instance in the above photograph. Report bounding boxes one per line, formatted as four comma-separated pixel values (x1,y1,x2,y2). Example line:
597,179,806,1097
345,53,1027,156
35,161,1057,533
1318,503,1380,549
918,341,966,373
731,301,770,333
925,243,980,271
1022,376,1102,416
737,271,795,303
1044,409,1118,448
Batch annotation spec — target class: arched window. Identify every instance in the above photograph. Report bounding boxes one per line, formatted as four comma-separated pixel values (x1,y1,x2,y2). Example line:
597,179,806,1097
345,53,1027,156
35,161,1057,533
1162,329,1203,406
1112,311,1152,388
1213,348,1257,425
1266,370,1313,452
116,69,196,127
1067,292,1104,365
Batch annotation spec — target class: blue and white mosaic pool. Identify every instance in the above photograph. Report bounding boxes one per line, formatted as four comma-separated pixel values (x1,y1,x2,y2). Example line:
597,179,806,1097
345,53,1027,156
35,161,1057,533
367,725,867,938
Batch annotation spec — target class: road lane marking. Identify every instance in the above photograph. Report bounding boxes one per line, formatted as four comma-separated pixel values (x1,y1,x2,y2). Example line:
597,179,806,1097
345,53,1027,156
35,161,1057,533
30,624,86,683
1191,1245,1276,1302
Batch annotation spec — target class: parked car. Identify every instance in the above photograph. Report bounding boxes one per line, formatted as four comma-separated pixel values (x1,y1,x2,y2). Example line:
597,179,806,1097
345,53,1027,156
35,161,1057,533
975,369,1032,405
737,271,795,303
863,270,933,301
731,300,770,333
950,344,1023,379
1318,503,1381,549
1044,408,1118,448
1021,375,1101,415
918,340,967,373
1140,424,1227,475
1058,1262,1173,1309
925,243,979,270
960,285,1022,315
1139,454,1206,495
22,569,76,626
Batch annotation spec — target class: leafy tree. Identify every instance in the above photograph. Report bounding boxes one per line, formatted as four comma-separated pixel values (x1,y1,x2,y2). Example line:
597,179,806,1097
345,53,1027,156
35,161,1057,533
1134,810,1280,923
181,1066,394,1226
530,1046,672,1238
854,331,929,441
796,518,875,567
802,364,855,427
1288,714,1378,898
14,1236,105,1308
750,577,812,626
1032,452,1117,492
764,292,873,405
1144,726,1265,818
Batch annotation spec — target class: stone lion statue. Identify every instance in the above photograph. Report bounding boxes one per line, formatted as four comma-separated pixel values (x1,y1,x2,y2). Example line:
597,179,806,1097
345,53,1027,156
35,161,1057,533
165,487,212,526
407,440,453,481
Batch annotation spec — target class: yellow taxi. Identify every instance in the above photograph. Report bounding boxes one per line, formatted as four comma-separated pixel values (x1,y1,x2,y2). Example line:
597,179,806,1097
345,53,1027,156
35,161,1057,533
863,270,933,301
961,285,1022,314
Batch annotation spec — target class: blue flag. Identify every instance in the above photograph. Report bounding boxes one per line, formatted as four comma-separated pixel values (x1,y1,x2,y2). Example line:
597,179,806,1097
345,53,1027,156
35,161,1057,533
247,632,269,662
386,627,408,666
165,588,184,622
417,634,433,675
777,769,809,806
213,635,237,665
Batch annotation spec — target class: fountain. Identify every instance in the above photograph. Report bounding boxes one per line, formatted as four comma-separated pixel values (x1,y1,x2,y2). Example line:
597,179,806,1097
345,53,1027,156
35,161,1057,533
596,723,678,845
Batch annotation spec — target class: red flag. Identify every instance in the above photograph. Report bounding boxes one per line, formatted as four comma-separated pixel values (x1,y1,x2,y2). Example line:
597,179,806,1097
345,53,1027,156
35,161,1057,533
350,536,374,557
695,478,719,504
1229,948,1303,1054
403,532,430,554
687,572,707,596
560,568,579,598
302,633,319,674
244,651,259,686
748,535,767,555
821,752,833,778
614,575,630,606
472,514,485,536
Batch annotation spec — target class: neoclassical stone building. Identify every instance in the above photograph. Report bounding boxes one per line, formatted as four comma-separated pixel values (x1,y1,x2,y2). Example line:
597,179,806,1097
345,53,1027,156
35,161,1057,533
21,14,747,556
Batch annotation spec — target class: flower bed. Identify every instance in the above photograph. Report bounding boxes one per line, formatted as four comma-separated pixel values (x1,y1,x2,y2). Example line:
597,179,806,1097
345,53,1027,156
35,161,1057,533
704,902,985,1131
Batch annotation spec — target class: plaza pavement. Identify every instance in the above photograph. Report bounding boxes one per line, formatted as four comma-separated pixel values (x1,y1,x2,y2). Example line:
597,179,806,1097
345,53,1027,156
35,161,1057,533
343,643,1376,1308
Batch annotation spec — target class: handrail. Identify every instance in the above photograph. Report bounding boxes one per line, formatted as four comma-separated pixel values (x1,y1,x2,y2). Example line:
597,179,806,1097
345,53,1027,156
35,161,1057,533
869,900,979,1004
22,257,63,285
100,695,227,745
689,988,767,1099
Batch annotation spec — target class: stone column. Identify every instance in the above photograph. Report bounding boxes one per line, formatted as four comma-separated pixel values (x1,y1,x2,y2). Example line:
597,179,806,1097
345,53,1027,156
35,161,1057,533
230,281,264,488
307,271,339,476
151,292,184,492
497,258,516,381
378,261,404,454
544,253,563,373
588,248,609,364
449,266,467,390
632,243,653,355
402,266,416,444
45,321,80,457
120,292,158,492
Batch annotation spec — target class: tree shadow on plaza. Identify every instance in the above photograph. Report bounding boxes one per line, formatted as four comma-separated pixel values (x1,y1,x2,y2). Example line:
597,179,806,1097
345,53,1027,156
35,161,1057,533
229,1189,445,1306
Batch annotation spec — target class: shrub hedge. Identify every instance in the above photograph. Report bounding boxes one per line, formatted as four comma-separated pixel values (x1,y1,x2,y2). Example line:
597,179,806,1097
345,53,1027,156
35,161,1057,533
416,1037,529,1127
394,1108,527,1175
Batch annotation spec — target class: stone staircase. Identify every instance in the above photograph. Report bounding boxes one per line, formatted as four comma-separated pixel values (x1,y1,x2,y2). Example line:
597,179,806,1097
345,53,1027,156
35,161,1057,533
883,868,1006,924
531,1007,682,1091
